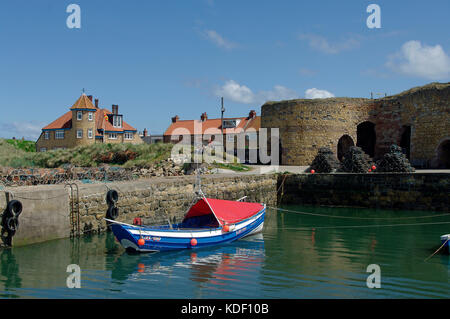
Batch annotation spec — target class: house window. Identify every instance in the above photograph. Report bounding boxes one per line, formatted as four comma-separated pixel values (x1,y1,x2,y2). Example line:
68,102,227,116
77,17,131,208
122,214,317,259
88,112,93,121
40,148,47,152
124,132,133,140
108,133,118,140
88,129,93,139
77,111,82,121
113,115,123,128
77,129,83,139
223,120,237,129
44,131,50,140
55,130,65,139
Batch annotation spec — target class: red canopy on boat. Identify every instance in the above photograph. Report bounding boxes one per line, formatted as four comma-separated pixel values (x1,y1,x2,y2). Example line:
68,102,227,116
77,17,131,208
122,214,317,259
183,198,264,226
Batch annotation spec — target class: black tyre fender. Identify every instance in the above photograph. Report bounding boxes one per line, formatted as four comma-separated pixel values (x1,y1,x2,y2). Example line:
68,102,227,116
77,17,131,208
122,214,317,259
106,206,119,220
6,217,18,233
7,200,22,217
106,190,119,205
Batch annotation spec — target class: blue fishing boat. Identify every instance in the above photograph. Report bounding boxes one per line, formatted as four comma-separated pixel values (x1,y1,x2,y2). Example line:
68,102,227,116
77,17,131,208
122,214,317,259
106,196,265,253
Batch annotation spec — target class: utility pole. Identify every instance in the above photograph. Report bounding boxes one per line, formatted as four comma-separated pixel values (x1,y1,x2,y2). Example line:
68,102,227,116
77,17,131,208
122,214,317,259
220,97,225,135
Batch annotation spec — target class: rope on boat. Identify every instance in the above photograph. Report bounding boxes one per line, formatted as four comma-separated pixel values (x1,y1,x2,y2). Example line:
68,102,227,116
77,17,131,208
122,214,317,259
267,206,450,221
424,237,449,262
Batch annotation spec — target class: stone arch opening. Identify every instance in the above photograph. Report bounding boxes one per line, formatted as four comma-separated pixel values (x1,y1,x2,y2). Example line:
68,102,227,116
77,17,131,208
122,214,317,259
437,139,450,168
357,121,376,158
400,125,411,159
337,135,355,161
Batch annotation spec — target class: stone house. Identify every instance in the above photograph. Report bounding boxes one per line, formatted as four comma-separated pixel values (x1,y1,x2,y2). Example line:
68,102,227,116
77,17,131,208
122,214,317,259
35,93,143,152
163,110,260,162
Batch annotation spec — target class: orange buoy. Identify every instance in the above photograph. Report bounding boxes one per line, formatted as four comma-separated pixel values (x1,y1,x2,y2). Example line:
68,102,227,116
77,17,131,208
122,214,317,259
223,225,230,232
137,238,145,246
311,169,315,174
368,169,372,172
372,165,376,170
190,238,197,246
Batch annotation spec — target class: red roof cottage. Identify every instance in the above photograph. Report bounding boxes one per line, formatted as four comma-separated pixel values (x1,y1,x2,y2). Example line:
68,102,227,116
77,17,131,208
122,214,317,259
35,93,143,152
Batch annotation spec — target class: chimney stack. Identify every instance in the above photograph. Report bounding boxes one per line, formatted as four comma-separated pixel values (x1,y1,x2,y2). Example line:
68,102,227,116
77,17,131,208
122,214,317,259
143,128,148,137
88,95,93,102
95,99,99,108
172,115,179,123
249,110,256,119
201,112,208,122
112,104,119,114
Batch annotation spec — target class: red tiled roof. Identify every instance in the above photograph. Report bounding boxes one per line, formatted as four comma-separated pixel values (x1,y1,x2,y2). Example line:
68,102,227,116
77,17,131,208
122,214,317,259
164,115,260,136
42,111,72,130
70,94,96,110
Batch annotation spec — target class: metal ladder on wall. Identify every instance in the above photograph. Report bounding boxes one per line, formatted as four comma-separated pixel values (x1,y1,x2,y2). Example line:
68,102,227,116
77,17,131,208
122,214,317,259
66,183,80,238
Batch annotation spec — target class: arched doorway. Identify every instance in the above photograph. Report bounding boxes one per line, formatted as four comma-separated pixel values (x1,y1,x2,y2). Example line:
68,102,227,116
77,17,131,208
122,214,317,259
437,139,450,168
337,135,355,161
400,125,411,159
357,121,376,158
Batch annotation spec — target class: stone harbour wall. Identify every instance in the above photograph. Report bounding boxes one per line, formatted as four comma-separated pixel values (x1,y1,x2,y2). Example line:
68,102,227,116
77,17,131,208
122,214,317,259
278,173,450,212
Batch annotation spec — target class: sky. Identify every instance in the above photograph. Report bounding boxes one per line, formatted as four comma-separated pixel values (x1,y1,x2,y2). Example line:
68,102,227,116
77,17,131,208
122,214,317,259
0,0,449,140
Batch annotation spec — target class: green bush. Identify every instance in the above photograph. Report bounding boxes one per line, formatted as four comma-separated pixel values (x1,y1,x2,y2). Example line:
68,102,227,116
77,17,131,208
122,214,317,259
5,139,36,152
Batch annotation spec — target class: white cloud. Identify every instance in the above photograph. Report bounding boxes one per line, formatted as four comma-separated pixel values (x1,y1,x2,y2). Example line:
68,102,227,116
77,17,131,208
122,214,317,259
298,33,360,54
386,40,450,80
214,80,299,104
259,85,299,102
203,30,237,50
215,80,255,104
0,121,44,140
305,88,335,99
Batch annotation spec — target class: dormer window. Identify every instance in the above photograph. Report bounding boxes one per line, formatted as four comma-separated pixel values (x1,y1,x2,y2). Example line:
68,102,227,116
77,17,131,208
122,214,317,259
222,119,240,129
77,111,82,121
113,115,123,128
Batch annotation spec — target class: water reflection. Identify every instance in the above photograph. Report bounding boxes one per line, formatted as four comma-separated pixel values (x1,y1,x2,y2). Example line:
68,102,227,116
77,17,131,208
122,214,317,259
109,234,265,292
0,249,21,297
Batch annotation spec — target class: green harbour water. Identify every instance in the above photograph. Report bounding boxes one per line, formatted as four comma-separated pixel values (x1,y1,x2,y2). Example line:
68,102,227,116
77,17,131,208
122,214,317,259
0,205,449,299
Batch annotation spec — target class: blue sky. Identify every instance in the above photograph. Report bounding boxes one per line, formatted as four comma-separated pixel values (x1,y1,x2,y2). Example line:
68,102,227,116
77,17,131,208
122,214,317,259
0,0,449,139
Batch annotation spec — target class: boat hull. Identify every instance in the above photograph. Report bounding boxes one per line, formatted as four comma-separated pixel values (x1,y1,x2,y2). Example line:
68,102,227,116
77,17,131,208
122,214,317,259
111,209,265,253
